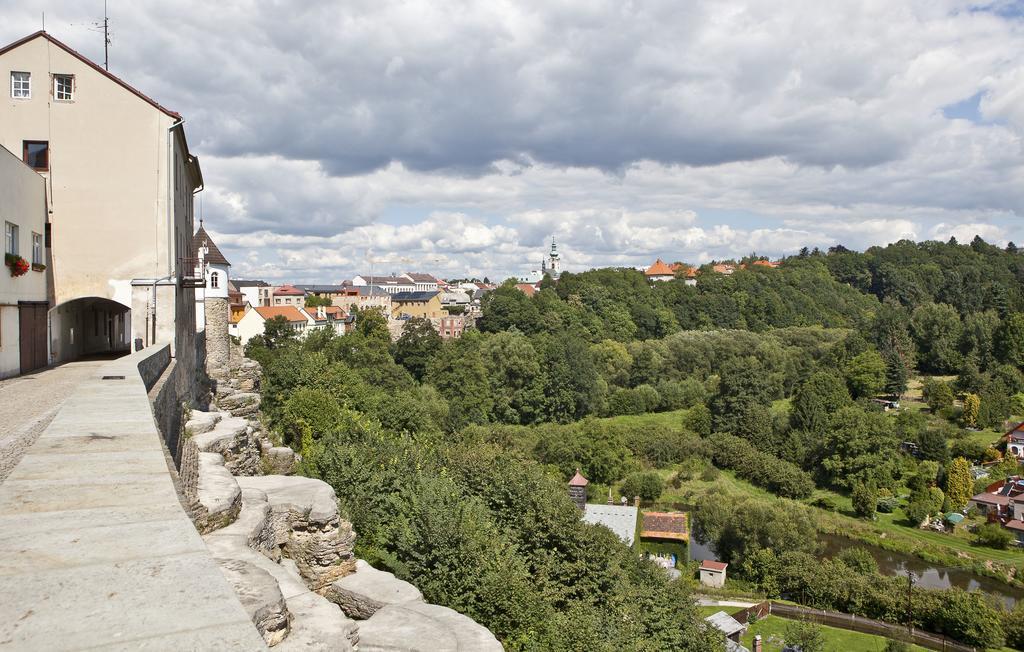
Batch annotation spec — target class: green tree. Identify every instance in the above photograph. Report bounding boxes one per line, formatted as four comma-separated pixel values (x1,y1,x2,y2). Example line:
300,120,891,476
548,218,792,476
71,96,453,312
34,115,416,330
961,393,980,428
620,471,665,502
817,407,898,489
883,350,909,397
923,378,954,414
304,294,333,308
684,404,712,437
790,371,851,434
480,331,546,425
589,339,633,387
975,522,1013,549
711,356,780,433
783,619,825,652
836,547,878,574
393,317,443,381
944,457,973,511
911,303,963,374
996,312,1024,368
932,589,1005,648
259,315,297,349
844,350,887,398
851,481,878,519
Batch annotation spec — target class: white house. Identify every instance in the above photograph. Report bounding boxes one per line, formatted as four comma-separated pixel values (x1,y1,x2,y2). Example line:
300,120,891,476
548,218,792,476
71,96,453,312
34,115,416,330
0,144,49,378
351,274,414,294
234,305,313,346
402,272,439,292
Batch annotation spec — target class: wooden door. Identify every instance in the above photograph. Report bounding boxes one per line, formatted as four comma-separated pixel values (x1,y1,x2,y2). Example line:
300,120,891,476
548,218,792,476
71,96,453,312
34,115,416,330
19,302,48,374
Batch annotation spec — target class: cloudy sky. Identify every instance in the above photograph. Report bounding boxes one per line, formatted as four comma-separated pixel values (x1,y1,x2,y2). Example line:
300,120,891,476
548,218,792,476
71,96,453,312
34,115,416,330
5,1,1024,282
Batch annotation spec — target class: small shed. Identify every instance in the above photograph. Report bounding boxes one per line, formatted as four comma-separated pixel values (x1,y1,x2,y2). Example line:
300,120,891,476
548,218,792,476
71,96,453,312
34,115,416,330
704,610,746,643
699,559,728,588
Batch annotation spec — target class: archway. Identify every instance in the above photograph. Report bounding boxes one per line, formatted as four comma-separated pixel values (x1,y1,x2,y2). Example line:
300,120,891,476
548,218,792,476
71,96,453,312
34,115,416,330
48,297,130,364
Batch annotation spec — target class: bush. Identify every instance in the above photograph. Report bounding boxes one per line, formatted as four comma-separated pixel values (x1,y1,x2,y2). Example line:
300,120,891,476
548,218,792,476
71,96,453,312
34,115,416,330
707,433,814,498
876,496,900,513
700,464,720,482
852,482,878,519
975,522,1013,549
810,495,838,512
620,471,665,502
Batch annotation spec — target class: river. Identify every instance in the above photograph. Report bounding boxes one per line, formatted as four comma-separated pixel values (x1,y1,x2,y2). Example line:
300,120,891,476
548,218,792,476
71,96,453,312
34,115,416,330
688,527,1024,609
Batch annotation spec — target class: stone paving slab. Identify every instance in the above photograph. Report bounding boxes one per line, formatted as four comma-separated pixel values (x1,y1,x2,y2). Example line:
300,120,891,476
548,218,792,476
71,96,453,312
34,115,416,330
0,348,265,651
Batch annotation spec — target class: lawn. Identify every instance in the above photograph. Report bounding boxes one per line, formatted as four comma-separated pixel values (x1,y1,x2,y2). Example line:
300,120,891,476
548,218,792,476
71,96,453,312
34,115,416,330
740,615,929,652
596,407,690,430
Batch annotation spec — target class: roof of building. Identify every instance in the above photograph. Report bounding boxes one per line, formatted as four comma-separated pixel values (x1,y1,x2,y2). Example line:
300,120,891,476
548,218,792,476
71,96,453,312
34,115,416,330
945,512,965,524
232,279,270,288
641,511,689,541
358,275,412,285
569,470,589,487
1005,422,1024,437
295,284,346,293
253,306,308,323
0,31,182,119
1005,519,1024,531
515,283,537,297
752,259,781,268
192,225,230,267
274,285,305,296
392,291,440,303
645,259,676,277
970,492,1009,507
705,611,745,637
353,285,392,297
307,305,346,321
712,263,736,274
582,503,638,546
404,272,438,283
699,560,728,572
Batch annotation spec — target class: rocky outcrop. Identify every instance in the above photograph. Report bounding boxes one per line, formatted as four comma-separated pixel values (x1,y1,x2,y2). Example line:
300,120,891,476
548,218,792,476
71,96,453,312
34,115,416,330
324,560,422,620
190,354,500,651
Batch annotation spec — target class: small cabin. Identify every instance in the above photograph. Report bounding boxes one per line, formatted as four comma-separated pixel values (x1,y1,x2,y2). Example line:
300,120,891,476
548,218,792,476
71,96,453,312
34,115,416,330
699,559,728,588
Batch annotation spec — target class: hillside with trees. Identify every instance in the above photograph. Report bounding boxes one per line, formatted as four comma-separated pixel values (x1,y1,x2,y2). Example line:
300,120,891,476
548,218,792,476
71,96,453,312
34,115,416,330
247,237,1024,650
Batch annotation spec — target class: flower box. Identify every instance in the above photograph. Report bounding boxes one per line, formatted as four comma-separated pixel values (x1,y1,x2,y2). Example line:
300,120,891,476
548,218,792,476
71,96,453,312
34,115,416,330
31,263,46,272
4,253,29,277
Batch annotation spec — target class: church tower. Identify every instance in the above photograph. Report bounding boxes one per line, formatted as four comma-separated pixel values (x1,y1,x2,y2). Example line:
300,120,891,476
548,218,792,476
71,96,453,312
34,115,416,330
548,237,561,279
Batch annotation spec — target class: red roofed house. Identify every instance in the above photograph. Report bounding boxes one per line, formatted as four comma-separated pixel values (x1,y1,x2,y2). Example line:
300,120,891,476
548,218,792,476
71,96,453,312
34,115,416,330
645,259,677,282
969,475,1024,545
699,560,728,588
1006,422,1024,461
235,305,313,346
272,285,306,306
514,283,537,297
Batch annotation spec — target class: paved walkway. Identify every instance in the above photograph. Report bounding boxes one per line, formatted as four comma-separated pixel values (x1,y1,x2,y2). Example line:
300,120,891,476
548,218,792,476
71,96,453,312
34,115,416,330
0,348,265,650
0,358,116,484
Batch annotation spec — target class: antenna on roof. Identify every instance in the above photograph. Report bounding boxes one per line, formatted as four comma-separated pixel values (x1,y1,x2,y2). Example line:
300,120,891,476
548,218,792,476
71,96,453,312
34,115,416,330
101,1,110,70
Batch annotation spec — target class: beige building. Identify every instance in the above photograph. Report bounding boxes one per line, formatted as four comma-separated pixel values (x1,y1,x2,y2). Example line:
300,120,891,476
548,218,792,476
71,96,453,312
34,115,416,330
391,291,443,320
0,31,203,366
0,144,49,378
235,305,313,346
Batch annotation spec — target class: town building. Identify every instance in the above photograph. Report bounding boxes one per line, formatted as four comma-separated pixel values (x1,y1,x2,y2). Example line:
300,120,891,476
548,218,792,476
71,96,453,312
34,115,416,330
191,224,231,369
295,284,349,303
233,279,269,307
514,283,537,297
235,305,313,346
969,475,1024,544
582,500,639,546
0,31,202,368
436,315,464,339
391,291,443,320
698,560,728,588
440,289,471,308
306,304,352,336
351,274,415,294
0,144,49,377
332,285,392,316
402,273,439,292
644,259,677,282
568,470,588,511
704,610,746,647
226,280,246,324
271,285,306,306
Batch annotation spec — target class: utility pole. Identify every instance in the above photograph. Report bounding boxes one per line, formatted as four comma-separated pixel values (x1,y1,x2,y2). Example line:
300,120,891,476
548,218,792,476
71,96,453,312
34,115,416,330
102,1,110,70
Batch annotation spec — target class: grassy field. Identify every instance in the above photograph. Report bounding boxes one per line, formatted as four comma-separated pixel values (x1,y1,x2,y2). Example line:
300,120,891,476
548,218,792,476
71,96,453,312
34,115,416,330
595,407,690,429
740,615,929,652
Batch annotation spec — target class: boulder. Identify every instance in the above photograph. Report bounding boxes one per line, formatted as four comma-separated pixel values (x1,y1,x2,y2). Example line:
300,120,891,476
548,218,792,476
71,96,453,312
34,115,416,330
236,475,356,590
196,452,241,533
216,558,290,646
264,446,297,475
324,560,423,620
358,602,502,652
219,391,261,417
184,410,223,436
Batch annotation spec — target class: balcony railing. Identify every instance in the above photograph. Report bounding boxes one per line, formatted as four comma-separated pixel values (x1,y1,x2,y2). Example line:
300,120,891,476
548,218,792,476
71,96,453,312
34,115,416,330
179,257,206,289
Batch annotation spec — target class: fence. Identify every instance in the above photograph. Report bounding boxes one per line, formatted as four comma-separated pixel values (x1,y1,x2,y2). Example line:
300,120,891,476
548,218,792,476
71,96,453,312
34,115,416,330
769,602,978,652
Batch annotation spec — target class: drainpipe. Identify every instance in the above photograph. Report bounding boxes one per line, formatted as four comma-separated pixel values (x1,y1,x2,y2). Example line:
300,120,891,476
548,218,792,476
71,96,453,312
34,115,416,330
167,118,183,276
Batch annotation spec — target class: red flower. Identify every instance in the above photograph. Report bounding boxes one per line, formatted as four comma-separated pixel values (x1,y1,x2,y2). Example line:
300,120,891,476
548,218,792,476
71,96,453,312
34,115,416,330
5,254,29,277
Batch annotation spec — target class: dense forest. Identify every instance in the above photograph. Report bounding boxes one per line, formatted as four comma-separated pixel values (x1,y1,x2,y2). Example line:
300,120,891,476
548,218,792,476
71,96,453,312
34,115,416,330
247,237,1024,650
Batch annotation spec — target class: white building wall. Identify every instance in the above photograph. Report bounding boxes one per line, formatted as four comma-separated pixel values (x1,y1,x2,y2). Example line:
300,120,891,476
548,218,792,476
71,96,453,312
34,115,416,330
0,145,48,378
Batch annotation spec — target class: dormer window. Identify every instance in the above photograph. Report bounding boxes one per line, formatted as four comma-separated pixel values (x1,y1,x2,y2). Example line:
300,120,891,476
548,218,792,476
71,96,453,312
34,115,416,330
10,71,30,98
53,74,74,101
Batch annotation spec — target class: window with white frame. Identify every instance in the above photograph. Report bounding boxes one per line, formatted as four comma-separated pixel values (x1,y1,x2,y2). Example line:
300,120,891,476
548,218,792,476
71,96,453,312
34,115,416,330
53,74,73,101
5,222,18,256
10,71,30,98
32,232,42,265
210,272,219,289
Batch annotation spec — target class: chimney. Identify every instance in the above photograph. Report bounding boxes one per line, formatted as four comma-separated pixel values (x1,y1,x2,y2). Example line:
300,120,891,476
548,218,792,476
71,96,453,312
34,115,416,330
754,635,762,652
317,305,325,319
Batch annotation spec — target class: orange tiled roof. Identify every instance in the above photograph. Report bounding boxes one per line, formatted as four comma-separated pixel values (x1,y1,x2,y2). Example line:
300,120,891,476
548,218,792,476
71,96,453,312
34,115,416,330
645,259,676,276
515,283,537,297
569,470,589,487
700,560,728,572
752,260,781,268
254,306,309,323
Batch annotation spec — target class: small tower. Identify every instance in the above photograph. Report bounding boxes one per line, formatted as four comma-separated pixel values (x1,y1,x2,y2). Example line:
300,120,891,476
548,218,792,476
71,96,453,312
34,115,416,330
568,469,588,511
548,236,561,279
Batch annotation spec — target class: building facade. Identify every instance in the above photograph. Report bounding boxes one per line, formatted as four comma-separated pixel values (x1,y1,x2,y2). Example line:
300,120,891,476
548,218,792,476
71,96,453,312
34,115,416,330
0,31,203,368
192,225,230,370
0,144,49,378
